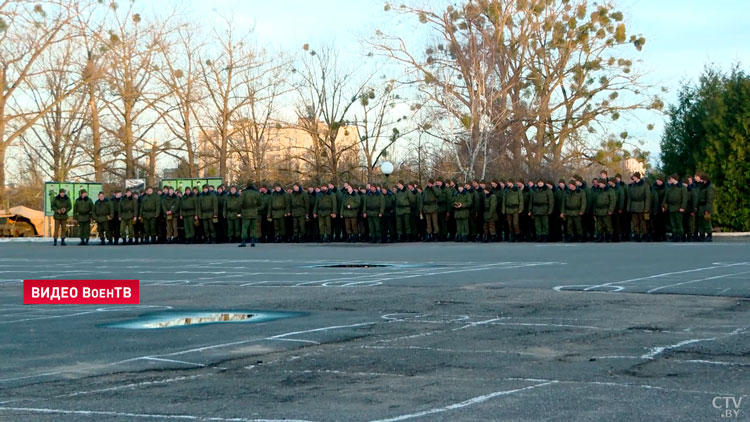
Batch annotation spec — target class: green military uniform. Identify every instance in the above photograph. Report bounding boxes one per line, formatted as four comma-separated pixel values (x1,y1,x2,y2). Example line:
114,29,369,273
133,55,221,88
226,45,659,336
593,184,616,240
139,192,161,242
482,192,498,240
364,190,385,242
180,192,198,242
562,186,586,239
239,187,263,246
51,191,72,243
612,182,626,241
627,178,651,240
662,179,688,240
73,192,94,244
340,190,361,240
314,191,337,240
382,190,396,242
421,185,440,238
436,185,450,239
93,196,114,243
502,185,523,239
696,179,715,240
453,189,472,240
118,194,138,243
290,189,310,241
199,189,218,242
268,189,290,240
685,180,699,240
224,191,242,241
161,192,180,241
394,187,414,240
530,185,553,240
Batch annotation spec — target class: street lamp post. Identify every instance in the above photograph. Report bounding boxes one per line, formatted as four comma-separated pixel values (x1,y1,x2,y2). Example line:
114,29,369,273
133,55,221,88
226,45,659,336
381,161,394,188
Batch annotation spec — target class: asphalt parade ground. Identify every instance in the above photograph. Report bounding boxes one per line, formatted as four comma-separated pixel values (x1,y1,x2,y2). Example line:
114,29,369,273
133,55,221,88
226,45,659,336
0,240,748,421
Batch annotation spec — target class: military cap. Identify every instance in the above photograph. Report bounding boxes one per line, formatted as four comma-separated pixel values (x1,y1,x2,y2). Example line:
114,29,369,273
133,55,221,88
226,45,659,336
59,188,66,193
633,172,641,178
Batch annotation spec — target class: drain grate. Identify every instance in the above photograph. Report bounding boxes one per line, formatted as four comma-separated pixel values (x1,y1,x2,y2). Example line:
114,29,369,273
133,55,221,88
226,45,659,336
104,310,303,330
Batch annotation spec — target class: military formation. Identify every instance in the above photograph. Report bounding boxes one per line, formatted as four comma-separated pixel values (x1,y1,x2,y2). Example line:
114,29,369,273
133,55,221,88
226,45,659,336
49,170,716,247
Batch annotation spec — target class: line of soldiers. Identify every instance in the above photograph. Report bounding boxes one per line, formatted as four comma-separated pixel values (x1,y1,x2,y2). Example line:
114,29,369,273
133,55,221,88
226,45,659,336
48,170,716,246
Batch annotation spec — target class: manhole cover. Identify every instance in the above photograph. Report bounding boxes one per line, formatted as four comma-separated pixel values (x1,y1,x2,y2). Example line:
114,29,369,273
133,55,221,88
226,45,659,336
104,310,303,330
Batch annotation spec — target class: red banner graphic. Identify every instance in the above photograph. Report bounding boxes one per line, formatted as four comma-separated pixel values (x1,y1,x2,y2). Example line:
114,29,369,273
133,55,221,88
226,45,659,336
24,280,140,305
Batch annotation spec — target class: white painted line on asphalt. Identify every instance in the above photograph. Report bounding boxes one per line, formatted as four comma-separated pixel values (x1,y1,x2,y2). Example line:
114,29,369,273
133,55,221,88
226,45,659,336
583,262,750,291
56,375,206,398
646,270,750,294
0,371,63,383
640,327,746,360
140,357,207,367
269,338,320,345
0,407,315,421
368,381,558,422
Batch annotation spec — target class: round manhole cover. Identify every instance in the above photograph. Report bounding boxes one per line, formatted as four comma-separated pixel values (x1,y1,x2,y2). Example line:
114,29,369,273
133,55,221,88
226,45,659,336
104,310,303,329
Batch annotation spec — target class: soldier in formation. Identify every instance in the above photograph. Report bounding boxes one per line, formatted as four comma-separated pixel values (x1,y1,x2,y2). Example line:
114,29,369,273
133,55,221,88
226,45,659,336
50,170,718,246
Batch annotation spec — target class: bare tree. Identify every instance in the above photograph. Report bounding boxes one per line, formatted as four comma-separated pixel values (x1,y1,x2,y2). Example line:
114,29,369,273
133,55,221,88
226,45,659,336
18,35,90,181
157,22,205,178
373,1,659,178
99,1,176,180
355,78,413,182
370,2,519,180
0,0,92,203
229,50,291,184
194,15,260,181
294,45,371,185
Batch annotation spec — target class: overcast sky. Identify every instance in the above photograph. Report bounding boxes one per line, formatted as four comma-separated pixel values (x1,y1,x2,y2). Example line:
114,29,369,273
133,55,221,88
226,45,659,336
183,0,748,160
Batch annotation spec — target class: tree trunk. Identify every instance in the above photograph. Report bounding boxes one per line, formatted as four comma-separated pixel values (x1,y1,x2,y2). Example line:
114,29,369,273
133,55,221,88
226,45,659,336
88,82,103,181
0,144,6,208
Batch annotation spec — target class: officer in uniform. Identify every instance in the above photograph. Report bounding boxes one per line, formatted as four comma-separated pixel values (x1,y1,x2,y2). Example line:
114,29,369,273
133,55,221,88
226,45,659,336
561,179,586,241
73,189,94,245
239,183,262,247
199,184,218,243
93,192,114,245
593,178,616,242
51,188,71,246
340,185,361,242
662,174,687,242
453,184,472,242
224,186,242,243
482,186,498,242
684,177,699,241
394,181,414,242
118,189,138,245
162,186,179,243
627,172,651,242
110,191,122,244
314,184,337,242
139,186,161,244
363,184,385,243
695,172,715,242
180,186,199,243
529,178,553,242
502,180,524,242
289,183,309,243
421,179,440,241
268,183,290,242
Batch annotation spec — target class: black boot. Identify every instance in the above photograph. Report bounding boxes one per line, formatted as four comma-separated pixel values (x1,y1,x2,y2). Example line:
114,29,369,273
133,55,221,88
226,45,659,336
60,238,67,246
251,238,256,247
53,238,57,246
238,239,246,247
79,239,85,245
100,239,106,245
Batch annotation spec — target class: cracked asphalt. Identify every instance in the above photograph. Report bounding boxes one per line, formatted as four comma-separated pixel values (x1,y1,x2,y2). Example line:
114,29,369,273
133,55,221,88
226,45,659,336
0,240,748,421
